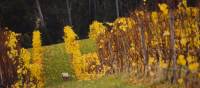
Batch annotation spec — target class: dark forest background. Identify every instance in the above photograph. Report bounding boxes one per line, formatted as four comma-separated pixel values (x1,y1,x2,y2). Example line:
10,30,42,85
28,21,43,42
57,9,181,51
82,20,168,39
0,0,198,47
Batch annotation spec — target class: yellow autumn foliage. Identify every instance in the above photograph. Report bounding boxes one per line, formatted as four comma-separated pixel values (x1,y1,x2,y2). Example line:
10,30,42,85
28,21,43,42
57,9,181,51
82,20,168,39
158,3,168,16
151,12,158,24
89,21,106,40
64,26,83,79
148,56,156,65
5,31,18,59
188,62,199,71
159,59,168,69
186,55,195,64
32,30,44,88
114,17,135,31
182,0,187,7
7,31,44,88
177,55,186,66
178,78,184,84
64,26,109,80
20,48,31,68
15,48,31,87
180,38,187,47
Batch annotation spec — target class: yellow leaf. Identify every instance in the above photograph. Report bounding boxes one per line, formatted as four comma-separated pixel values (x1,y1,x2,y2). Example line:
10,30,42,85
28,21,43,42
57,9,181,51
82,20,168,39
151,12,158,23
188,62,199,71
148,57,156,65
158,3,168,15
180,38,187,46
186,55,193,64
178,78,184,84
159,60,168,69
177,55,186,66
163,30,170,36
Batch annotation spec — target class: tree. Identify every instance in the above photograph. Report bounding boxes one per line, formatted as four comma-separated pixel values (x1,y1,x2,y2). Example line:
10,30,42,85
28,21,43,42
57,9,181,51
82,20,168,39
115,0,120,17
167,0,177,83
35,0,45,28
66,0,72,26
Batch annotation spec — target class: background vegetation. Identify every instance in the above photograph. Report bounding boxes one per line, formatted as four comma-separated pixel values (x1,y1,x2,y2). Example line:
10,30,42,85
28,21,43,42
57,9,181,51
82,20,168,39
0,0,200,88
0,0,198,47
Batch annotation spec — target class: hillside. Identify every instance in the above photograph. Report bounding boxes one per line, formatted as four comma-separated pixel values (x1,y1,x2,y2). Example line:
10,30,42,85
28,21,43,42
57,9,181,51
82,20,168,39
42,39,144,88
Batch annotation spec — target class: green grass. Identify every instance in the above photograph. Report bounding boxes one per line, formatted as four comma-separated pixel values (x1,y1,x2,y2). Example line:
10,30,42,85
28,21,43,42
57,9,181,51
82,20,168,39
43,39,145,88
48,75,146,88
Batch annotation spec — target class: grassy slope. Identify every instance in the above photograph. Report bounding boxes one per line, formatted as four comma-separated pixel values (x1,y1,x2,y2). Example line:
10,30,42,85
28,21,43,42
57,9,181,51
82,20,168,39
43,39,145,88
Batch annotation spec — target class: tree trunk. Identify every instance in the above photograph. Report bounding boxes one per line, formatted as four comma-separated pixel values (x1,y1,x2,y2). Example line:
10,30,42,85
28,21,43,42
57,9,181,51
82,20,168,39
35,0,45,28
139,26,148,73
66,0,72,26
168,0,177,83
115,0,119,17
